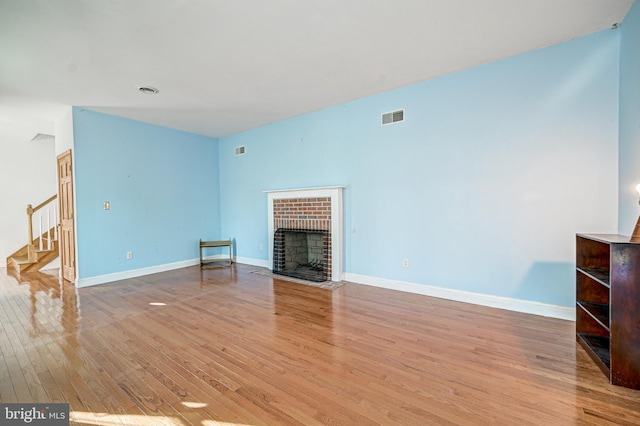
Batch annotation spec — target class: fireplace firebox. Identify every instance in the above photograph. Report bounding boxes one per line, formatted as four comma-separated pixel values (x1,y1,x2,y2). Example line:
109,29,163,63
273,228,330,282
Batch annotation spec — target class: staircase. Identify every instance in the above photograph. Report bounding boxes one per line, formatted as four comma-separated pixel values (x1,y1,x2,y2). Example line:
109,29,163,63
5,195,59,279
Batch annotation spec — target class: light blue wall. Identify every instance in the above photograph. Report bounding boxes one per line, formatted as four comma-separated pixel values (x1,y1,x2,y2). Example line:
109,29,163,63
619,1,640,235
73,108,220,279
219,30,620,307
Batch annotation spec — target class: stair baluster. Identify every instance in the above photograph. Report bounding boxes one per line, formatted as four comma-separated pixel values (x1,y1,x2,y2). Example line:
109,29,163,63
7,194,59,278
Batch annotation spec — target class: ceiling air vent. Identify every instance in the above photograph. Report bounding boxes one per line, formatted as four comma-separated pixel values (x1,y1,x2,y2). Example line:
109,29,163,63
381,109,405,126
136,86,159,94
235,146,246,156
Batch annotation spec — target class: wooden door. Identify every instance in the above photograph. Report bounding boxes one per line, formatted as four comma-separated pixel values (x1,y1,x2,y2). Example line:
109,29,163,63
57,149,75,283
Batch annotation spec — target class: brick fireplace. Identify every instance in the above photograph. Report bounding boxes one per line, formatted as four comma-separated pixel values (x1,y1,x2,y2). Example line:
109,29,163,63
266,186,345,282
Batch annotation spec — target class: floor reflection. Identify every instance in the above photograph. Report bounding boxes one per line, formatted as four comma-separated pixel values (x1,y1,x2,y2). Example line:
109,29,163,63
272,279,336,348
16,269,79,347
199,263,237,287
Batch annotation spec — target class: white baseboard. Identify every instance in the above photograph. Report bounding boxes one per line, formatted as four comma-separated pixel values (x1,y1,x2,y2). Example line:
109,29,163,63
234,256,270,268
77,258,200,288
343,272,575,321
76,258,573,321
76,255,270,288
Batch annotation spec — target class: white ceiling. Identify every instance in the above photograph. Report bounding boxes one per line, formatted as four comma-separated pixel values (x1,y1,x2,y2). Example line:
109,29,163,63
0,0,634,139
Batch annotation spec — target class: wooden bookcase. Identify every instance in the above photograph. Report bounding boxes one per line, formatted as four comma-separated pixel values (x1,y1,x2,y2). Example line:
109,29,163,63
576,234,640,389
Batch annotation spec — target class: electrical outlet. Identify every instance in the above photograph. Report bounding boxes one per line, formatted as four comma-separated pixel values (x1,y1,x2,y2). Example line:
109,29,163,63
127,252,133,260
402,259,409,268
259,243,264,251
103,201,110,210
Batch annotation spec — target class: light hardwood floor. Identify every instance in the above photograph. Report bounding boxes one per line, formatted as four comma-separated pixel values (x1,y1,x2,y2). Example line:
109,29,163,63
1,264,640,425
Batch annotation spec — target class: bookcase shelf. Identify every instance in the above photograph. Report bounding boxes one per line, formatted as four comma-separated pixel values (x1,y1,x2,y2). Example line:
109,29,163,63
577,301,610,329
576,267,610,287
576,234,640,389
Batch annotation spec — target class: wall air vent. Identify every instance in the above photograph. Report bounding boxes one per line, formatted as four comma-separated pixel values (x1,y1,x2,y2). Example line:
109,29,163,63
381,109,405,126
235,146,246,156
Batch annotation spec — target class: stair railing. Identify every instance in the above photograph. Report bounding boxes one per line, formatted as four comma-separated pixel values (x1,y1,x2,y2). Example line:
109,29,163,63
26,194,58,262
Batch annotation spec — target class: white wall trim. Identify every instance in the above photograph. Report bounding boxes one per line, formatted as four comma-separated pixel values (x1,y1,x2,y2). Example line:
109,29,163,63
76,256,271,288
343,272,575,321
77,258,199,288
75,256,574,321
234,256,270,268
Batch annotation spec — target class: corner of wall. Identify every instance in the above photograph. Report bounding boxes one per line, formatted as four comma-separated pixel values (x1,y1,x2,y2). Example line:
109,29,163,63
54,106,74,156
618,1,640,235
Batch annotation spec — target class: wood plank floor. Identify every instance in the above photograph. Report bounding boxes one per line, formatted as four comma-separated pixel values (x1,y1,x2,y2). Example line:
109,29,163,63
1,264,640,425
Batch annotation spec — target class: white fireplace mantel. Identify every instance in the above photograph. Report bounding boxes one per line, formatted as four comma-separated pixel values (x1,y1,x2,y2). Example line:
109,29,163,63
265,186,345,282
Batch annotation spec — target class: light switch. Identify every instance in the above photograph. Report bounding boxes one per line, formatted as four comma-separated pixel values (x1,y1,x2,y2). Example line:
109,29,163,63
103,201,110,210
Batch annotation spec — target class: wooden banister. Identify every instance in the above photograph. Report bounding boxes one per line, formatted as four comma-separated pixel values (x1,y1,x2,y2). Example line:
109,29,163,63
26,195,57,261
32,194,57,213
